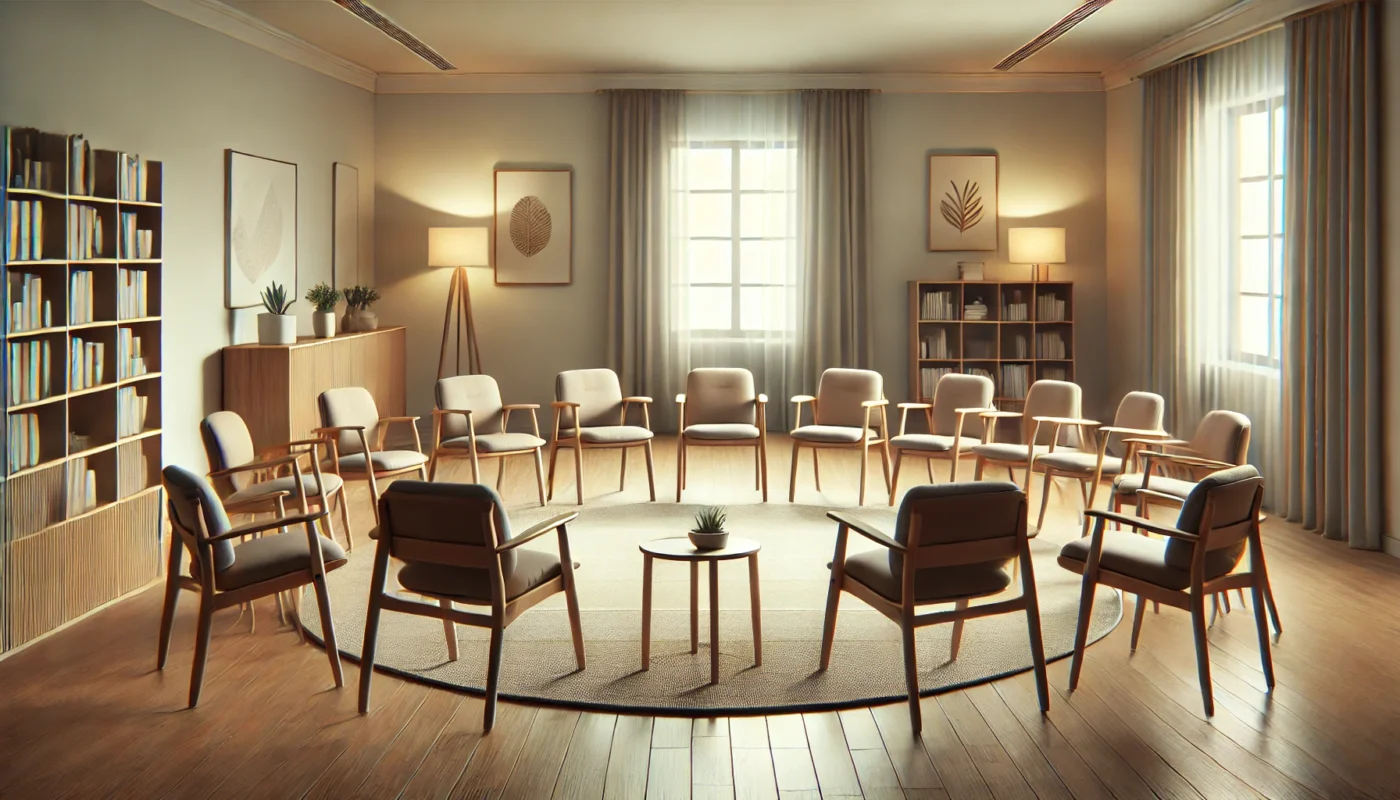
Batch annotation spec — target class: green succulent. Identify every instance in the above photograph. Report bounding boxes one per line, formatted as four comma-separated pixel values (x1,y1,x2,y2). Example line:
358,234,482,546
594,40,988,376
344,285,381,310
259,281,294,315
304,282,341,313
693,506,728,533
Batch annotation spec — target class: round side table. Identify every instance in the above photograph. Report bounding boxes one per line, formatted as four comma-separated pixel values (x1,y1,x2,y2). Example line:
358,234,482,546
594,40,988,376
639,536,761,685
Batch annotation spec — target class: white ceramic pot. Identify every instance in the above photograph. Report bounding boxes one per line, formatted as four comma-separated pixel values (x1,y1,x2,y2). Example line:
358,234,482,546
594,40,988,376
688,530,729,551
312,311,336,339
257,313,297,345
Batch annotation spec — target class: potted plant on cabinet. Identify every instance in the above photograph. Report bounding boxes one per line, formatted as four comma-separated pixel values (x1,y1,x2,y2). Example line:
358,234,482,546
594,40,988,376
305,282,341,338
257,281,296,345
342,285,381,333
689,506,729,550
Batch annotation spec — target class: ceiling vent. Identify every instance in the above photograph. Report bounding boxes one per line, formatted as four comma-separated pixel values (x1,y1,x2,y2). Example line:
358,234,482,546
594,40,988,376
331,0,457,70
994,0,1116,71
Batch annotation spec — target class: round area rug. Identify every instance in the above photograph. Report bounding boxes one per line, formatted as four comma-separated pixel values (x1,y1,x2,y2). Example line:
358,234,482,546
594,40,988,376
300,502,1120,715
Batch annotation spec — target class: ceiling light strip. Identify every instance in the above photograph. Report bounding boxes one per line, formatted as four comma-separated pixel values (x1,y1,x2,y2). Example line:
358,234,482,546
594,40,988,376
331,0,456,71
994,0,1116,71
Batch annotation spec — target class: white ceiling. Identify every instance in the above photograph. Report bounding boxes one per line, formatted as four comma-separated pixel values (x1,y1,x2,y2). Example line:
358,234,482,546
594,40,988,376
225,0,1243,76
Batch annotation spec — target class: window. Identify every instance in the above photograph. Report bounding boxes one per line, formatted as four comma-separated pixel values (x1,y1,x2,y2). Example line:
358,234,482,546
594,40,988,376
1230,97,1285,366
683,142,796,335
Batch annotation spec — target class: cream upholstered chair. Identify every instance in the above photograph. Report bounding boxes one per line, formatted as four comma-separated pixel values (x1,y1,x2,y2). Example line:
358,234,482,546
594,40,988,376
200,410,354,552
1032,391,1167,532
819,482,1049,732
676,368,769,502
429,375,547,506
789,368,890,505
1112,410,1252,515
158,462,346,707
316,387,429,524
971,379,1083,523
547,368,656,505
1060,465,1277,716
888,373,995,505
358,481,583,732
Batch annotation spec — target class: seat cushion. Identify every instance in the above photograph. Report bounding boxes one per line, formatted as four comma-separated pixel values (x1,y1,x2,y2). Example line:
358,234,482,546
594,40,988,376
440,432,546,453
564,425,654,444
1059,532,1242,591
890,433,979,452
396,548,564,602
224,472,344,507
791,425,876,444
1036,452,1123,475
217,532,347,591
1112,473,1197,499
839,550,1011,603
337,450,429,473
972,443,1055,463
685,423,760,441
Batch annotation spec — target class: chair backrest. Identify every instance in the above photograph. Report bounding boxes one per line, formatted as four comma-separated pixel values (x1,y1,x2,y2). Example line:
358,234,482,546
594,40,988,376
929,373,993,437
684,368,756,426
1111,391,1165,432
1168,464,1263,575
1189,410,1252,465
891,481,1026,580
814,368,883,428
319,387,381,456
162,464,236,573
377,481,518,583
436,375,505,440
1021,380,1081,444
200,411,257,496
556,368,624,429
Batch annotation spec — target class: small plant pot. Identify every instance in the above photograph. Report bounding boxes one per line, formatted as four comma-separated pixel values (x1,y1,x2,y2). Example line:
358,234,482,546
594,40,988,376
342,308,379,333
257,313,297,345
312,311,336,338
688,530,729,551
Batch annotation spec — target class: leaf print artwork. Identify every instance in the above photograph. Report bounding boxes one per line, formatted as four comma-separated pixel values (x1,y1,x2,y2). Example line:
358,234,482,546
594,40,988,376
232,183,284,284
509,195,552,257
939,180,984,233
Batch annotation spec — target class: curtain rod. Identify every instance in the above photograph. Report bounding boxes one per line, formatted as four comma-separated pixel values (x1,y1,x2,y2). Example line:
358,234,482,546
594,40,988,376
593,89,882,95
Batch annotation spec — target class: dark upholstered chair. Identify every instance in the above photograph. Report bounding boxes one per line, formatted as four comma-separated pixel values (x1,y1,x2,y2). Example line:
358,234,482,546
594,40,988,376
158,462,346,707
789,368,890,505
1059,465,1279,715
358,482,584,732
547,368,655,505
429,374,547,505
888,372,995,504
819,482,1049,732
317,386,429,524
675,367,769,502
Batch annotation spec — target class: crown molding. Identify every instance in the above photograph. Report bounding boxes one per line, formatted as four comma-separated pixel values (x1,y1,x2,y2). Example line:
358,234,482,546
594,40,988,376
1101,0,1330,90
374,71,1104,95
142,0,378,92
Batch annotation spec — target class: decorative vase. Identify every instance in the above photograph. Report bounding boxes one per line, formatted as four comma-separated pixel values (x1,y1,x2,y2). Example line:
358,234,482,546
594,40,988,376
688,530,729,551
257,313,296,345
342,308,379,333
312,311,336,339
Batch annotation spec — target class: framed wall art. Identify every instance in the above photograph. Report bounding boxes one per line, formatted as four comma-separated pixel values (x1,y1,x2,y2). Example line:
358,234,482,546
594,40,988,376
928,154,998,252
493,168,573,285
333,162,359,288
225,150,298,308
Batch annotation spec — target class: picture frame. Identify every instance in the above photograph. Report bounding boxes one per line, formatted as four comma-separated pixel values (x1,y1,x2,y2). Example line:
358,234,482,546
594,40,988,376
332,162,359,289
225,150,298,309
928,154,998,252
493,168,573,285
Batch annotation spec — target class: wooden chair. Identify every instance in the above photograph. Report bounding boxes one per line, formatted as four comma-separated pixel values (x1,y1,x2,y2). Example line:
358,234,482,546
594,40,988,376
1059,465,1277,716
1112,410,1252,516
888,373,994,505
675,367,769,502
158,461,346,707
819,482,1049,732
547,368,656,505
316,386,429,524
789,368,891,506
972,379,1083,487
428,374,547,506
358,481,584,732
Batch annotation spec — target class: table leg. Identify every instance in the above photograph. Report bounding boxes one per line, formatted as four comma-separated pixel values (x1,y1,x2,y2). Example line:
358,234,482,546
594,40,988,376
749,553,762,667
709,559,720,685
641,554,653,671
690,561,699,654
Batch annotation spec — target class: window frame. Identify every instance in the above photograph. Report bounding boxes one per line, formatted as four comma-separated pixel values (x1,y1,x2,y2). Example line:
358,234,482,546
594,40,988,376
1228,95,1285,369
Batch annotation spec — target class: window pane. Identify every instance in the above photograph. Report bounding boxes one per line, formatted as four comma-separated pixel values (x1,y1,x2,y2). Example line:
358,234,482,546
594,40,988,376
1240,238,1270,294
740,193,791,238
686,148,732,191
739,286,789,331
1238,295,1271,357
687,287,732,331
687,240,732,284
739,240,791,284
1272,177,1285,233
1271,236,1283,294
740,147,792,190
1273,104,1286,175
1239,181,1269,237
687,193,732,238
1238,111,1270,179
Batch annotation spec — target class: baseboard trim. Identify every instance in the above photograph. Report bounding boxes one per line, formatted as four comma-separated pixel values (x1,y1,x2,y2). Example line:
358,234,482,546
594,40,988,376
1383,535,1400,559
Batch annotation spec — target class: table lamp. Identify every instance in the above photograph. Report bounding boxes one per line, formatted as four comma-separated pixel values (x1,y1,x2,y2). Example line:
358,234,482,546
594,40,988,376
428,227,488,378
1008,227,1066,282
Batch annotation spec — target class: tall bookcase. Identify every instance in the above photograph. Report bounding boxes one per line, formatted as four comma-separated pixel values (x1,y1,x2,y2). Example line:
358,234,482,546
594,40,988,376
908,280,1074,406
1,127,164,655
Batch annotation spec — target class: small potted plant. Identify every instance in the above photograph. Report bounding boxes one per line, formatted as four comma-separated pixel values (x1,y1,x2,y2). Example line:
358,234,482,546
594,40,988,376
256,280,296,345
689,506,729,551
342,284,381,333
305,282,341,339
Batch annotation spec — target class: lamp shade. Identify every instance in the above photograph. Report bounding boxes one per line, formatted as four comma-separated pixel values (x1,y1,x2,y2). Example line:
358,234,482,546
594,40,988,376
1008,227,1066,264
428,227,489,268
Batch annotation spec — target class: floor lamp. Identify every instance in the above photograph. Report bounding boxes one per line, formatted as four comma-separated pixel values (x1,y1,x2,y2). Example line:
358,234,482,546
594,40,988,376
428,227,487,378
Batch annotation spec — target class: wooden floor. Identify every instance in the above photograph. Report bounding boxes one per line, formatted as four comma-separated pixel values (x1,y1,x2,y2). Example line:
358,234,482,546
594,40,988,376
2,433,1398,800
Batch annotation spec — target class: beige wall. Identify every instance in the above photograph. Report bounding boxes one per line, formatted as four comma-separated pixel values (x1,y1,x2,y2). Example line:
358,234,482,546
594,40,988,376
1104,82,1146,409
0,1,376,470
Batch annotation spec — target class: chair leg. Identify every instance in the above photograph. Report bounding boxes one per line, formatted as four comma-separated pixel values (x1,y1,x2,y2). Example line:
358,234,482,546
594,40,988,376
643,442,656,502
573,444,585,505
546,442,560,501
337,487,355,552
1250,577,1276,690
1067,574,1098,691
533,449,548,507
858,441,870,506
291,587,305,642
366,471,383,525
900,610,922,734
1020,551,1051,713
1251,542,1283,635
619,444,628,491
428,454,439,481
879,442,892,492
753,442,761,490
974,457,986,480
888,450,904,507
483,624,505,732
759,437,769,502
359,550,392,713
788,442,801,503
188,598,215,708
1130,596,1147,651
949,599,968,661
947,455,957,483
156,543,182,670
1189,591,1215,716
312,573,345,688
690,562,700,654
818,572,842,670
676,438,685,502
1036,473,1053,532
469,450,481,484
441,599,459,661
930,457,938,482
495,457,505,491
564,569,586,671
813,448,822,492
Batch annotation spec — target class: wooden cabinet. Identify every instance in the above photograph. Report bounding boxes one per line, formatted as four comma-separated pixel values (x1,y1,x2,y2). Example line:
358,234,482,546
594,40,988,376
222,327,406,451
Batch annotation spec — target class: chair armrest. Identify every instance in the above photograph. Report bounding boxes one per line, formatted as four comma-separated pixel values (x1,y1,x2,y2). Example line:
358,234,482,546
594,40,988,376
432,408,474,416
791,394,815,404
551,401,580,409
826,511,906,552
497,512,582,551
502,403,541,411
212,508,329,542
208,453,307,479
860,399,889,408
1141,452,1234,471
1032,416,1100,427
1100,426,1169,438
258,438,326,457
380,415,421,424
1137,488,1187,506
955,406,995,414
313,425,366,434
898,402,931,410
675,394,686,404
622,396,653,404
756,393,768,404
1084,509,1197,541
980,411,1023,419
1122,437,1191,448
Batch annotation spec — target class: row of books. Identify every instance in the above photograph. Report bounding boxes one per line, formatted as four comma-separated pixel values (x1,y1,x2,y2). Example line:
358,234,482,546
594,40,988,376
117,386,150,438
6,199,46,261
919,290,959,321
965,339,996,359
1036,294,1069,322
1041,366,1071,382
9,159,55,192
70,337,106,390
919,329,951,359
69,135,96,198
119,153,152,202
1037,332,1069,359
918,366,955,399
118,212,155,258
8,412,40,471
117,329,149,380
8,273,52,332
1006,333,1030,359
118,268,151,319
8,339,53,405
67,456,98,514
118,446,150,498
1000,364,1033,400
68,204,105,260
70,270,95,324
1003,302,1031,321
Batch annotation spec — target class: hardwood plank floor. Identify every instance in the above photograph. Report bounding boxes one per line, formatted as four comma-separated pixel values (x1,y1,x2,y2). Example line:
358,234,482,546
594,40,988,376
1,433,1398,799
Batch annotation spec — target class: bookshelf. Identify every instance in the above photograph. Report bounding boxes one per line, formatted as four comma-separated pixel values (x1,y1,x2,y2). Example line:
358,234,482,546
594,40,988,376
1,127,164,655
908,280,1074,406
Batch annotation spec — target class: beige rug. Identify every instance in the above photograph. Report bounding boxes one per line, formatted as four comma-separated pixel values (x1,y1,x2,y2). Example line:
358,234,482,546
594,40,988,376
300,501,1119,714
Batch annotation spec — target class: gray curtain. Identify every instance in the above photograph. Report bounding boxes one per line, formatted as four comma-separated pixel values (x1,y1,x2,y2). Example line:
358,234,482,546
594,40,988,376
1281,2,1382,548
606,90,686,431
